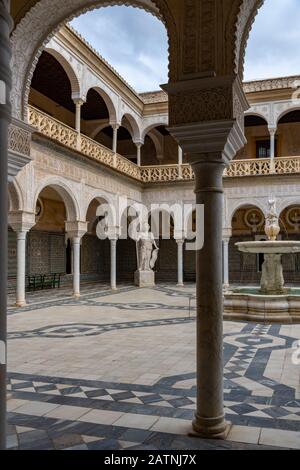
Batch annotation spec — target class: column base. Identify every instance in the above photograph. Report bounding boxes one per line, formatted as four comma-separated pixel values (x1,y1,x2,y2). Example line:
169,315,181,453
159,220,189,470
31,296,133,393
177,283,184,287
73,293,81,299
190,415,231,440
15,301,26,308
111,286,118,291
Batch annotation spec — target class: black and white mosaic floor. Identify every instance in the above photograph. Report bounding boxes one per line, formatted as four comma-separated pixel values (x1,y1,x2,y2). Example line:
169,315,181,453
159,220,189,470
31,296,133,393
7,285,300,450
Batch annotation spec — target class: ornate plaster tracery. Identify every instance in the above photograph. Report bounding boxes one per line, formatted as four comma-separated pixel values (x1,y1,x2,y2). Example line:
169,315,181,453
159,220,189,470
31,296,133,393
234,0,264,77
10,0,177,120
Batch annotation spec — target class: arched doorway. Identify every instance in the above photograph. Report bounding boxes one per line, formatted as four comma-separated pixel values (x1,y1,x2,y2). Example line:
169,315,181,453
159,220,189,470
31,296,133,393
184,209,196,282
149,209,177,282
82,197,111,284
117,206,137,283
28,187,67,278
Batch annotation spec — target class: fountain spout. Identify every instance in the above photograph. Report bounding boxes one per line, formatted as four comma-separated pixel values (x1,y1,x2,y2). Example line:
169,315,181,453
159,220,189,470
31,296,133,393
265,199,280,241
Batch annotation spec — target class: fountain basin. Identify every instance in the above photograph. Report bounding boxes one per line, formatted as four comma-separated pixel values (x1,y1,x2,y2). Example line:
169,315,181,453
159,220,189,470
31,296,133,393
237,240,300,296
224,288,300,323
236,241,300,254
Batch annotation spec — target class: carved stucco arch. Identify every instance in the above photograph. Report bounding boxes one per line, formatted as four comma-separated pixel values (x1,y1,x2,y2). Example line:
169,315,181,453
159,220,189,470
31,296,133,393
121,113,142,142
44,46,81,98
33,178,80,222
86,86,118,124
148,206,175,239
83,191,117,221
275,106,300,127
227,201,266,229
141,120,168,141
11,0,177,120
278,198,300,216
8,180,24,212
244,111,268,125
147,129,164,160
231,0,264,77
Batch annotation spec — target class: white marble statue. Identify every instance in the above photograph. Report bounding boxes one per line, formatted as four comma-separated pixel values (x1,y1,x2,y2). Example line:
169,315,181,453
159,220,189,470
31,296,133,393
136,222,159,272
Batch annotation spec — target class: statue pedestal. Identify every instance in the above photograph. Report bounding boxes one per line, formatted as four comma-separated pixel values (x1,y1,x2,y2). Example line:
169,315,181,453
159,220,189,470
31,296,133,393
134,270,155,288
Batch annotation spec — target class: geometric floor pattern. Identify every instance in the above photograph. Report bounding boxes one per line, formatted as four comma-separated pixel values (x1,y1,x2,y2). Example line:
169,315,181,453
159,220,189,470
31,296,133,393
7,284,300,450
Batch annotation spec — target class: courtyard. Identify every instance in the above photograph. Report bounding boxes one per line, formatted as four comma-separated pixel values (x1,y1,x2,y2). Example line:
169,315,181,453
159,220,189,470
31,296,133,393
6,284,300,450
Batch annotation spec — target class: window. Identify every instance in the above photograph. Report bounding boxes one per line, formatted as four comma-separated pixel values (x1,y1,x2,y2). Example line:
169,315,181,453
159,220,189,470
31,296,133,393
256,139,277,159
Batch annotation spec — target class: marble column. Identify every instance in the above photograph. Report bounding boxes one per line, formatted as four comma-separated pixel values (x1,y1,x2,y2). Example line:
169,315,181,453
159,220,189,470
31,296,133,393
74,99,83,133
176,239,184,286
223,238,230,288
178,146,183,179
167,113,247,440
74,99,84,150
0,0,12,450
72,237,81,298
192,158,228,438
112,124,119,154
136,143,142,166
178,146,183,165
110,238,117,290
269,127,276,173
16,231,27,307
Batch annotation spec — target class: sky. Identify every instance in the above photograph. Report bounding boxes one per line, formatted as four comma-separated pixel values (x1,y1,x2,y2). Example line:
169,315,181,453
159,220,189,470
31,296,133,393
244,0,300,81
71,6,168,92
70,0,300,92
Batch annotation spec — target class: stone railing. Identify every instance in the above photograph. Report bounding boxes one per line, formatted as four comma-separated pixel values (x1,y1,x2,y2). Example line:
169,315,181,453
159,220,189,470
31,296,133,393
275,156,300,175
28,106,78,150
28,106,300,184
224,158,271,177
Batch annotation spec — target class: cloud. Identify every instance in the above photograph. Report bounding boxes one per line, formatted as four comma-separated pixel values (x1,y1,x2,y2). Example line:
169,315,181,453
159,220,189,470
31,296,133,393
70,1,300,90
244,0,300,80
70,6,168,92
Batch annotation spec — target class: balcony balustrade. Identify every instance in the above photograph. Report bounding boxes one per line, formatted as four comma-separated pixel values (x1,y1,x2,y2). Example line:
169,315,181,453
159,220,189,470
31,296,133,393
27,106,300,183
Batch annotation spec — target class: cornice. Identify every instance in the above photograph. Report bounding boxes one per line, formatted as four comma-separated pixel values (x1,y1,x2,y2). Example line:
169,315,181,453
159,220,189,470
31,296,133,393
243,75,300,94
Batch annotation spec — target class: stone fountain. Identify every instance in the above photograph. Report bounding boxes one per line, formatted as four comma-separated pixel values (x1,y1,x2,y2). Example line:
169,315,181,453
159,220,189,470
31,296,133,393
224,200,300,323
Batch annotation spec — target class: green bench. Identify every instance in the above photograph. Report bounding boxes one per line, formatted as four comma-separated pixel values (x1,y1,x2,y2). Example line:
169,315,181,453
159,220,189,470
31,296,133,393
27,273,62,292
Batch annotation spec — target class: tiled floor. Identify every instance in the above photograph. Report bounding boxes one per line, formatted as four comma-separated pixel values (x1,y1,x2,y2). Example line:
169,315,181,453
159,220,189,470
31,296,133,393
7,284,300,450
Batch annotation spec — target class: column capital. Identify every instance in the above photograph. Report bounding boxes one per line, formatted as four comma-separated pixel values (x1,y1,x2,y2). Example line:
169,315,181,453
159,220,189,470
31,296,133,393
134,140,144,148
65,221,88,239
108,227,119,241
8,211,36,233
111,122,120,131
174,230,186,243
72,95,86,106
168,120,246,166
268,126,277,136
222,228,232,240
